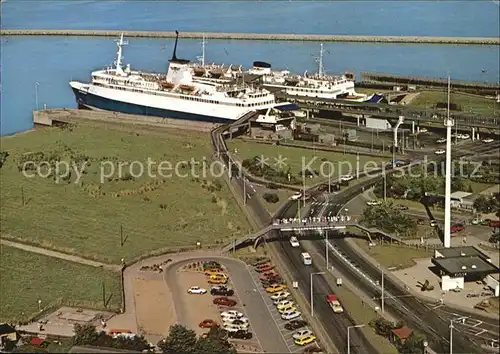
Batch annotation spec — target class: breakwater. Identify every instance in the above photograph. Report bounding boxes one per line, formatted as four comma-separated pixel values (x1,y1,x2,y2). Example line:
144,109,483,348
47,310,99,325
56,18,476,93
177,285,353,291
1,29,499,45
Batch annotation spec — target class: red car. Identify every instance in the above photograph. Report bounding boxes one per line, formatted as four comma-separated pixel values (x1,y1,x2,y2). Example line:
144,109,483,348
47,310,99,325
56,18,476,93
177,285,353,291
213,297,237,307
199,319,219,328
488,221,500,228
451,224,465,233
259,271,279,281
255,264,275,273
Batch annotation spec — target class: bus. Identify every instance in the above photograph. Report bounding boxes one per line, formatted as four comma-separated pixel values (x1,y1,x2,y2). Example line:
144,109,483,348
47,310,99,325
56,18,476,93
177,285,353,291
301,252,312,265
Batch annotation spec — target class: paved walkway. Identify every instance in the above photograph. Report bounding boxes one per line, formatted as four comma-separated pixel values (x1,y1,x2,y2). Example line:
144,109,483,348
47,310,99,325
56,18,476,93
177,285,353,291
0,238,120,271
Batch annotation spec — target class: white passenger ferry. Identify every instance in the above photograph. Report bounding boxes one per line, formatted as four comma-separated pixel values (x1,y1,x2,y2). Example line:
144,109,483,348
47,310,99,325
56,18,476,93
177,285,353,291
70,32,296,123
248,44,369,102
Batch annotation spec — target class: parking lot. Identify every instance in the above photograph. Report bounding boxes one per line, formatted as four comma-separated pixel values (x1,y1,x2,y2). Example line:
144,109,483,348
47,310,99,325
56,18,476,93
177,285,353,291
247,262,320,353
175,263,261,350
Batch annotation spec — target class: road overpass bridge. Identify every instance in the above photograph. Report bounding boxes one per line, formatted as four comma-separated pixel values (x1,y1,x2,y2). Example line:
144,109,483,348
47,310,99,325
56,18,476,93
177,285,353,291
222,219,401,252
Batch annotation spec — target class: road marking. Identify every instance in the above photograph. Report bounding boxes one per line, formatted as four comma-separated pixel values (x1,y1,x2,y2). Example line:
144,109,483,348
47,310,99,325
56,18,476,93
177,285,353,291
250,184,256,193
472,320,483,327
475,329,487,336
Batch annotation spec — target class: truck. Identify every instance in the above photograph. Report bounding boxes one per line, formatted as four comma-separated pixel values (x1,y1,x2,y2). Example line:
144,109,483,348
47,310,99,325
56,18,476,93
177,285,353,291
326,294,344,313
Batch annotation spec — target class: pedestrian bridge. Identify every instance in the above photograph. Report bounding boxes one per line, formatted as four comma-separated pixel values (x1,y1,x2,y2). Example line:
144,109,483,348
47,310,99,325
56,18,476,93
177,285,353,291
222,219,400,252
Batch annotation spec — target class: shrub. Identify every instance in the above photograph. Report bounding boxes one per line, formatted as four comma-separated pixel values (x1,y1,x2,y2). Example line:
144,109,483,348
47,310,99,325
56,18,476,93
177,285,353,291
263,193,279,203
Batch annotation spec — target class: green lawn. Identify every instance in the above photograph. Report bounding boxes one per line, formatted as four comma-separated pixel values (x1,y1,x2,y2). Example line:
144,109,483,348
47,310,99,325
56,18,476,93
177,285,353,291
354,239,432,269
227,139,385,186
408,90,499,117
0,125,252,263
0,246,121,323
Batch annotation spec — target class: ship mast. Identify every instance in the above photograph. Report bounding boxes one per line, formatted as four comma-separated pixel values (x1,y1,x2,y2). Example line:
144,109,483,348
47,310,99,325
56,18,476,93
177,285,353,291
318,43,324,77
197,33,206,66
114,33,128,75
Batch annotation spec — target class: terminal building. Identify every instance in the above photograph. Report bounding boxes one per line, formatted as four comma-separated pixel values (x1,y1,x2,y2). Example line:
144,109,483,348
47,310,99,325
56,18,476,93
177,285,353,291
431,246,499,295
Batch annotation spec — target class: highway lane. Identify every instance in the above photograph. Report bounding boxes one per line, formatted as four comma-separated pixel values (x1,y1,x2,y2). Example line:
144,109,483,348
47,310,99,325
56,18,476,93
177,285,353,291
274,202,378,354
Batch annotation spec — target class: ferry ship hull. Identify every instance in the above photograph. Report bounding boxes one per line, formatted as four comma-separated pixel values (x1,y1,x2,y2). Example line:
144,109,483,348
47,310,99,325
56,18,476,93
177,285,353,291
71,87,233,124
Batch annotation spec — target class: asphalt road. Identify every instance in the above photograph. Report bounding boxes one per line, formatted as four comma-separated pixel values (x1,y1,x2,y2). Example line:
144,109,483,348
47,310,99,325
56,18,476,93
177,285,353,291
165,257,290,353
273,201,378,354
307,190,491,353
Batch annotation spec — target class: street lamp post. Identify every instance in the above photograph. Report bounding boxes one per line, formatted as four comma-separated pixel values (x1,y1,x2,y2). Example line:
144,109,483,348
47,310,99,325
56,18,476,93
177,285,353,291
35,82,40,110
347,324,365,354
310,272,325,317
449,319,454,354
325,230,329,270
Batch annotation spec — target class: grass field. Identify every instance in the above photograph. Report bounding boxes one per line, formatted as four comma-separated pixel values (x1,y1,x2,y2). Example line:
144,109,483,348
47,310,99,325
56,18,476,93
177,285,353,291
0,246,121,323
227,139,385,186
408,90,499,117
0,124,252,263
354,239,432,269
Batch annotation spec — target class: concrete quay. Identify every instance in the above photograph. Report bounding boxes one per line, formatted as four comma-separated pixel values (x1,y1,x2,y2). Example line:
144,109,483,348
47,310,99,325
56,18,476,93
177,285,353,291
2,29,500,45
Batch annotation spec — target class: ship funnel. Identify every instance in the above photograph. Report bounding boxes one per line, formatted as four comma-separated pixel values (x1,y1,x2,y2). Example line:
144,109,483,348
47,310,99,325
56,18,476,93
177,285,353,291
171,30,179,61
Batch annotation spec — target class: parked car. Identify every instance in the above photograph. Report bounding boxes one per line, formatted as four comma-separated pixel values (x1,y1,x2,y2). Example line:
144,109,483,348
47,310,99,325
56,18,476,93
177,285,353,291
222,323,241,333
471,218,482,225
285,320,308,331
227,330,252,340
435,149,446,155
417,219,425,225
276,300,295,310
293,329,314,340
187,286,207,295
451,224,465,233
366,200,382,206
281,310,301,320
295,335,317,346
278,305,297,314
220,310,244,319
199,319,218,328
482,138,494,143
251,258,270,267
261,276,283,285
225,319,249,329
208,278,228,285
430,219,438,227
213,297,237,307
259,271,279,281
271,291,291,301
265,284,287,293
255,264,275,273
210,286,234,296
489,221,500,228
419,128,428,133
436,138,447,144
205,269,225,276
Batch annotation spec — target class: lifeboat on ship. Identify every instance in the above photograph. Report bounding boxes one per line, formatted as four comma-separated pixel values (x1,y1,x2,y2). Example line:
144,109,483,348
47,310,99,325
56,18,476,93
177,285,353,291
193,67,206,77
209,69,224,78
179,84,196,91
285,77,300,86
160,81,175,89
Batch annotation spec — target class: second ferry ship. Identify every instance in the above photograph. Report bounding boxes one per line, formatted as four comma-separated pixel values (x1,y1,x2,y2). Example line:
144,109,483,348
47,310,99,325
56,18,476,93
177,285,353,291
70,32,295,123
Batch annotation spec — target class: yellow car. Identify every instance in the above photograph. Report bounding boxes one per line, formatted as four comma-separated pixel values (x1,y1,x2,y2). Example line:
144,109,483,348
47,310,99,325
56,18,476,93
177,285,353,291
278,305,297,314
265,284,287,293
209,273,228,280
294,335,316,346
276,300,295,311
208,277,227,285
205,269,226,277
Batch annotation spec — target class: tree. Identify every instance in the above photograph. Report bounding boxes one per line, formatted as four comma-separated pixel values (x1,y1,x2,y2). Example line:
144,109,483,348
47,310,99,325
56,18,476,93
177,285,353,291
195,328,235,354
158,325,197,354
399,332,427,354
263,192,279,203
368,317,398,337
73,323,100,346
